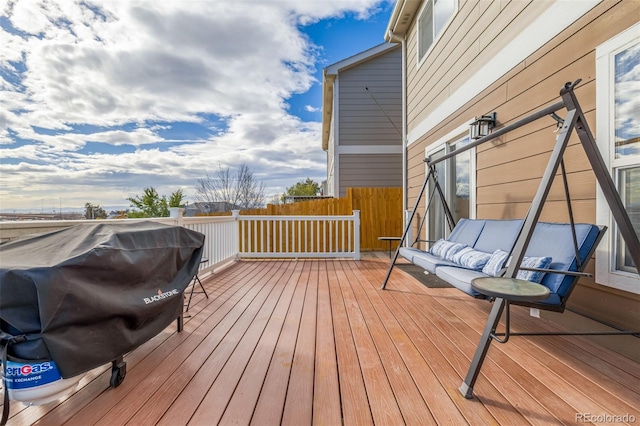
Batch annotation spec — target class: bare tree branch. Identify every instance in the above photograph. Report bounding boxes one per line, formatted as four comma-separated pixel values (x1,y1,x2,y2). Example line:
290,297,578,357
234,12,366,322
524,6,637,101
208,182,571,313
194,163,265,210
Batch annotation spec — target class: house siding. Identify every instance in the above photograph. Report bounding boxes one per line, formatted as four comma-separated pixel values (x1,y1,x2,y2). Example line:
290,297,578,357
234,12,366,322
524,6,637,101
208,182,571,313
338,154,403,198
401,0,640,340
406,0,554,131
338,47,403,146
324,44,403,197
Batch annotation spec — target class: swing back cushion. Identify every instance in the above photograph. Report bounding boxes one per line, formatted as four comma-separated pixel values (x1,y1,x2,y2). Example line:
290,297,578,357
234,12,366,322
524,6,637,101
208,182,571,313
399,219,524,274
396,218,481,273
525,222,601,306
402,219,603,310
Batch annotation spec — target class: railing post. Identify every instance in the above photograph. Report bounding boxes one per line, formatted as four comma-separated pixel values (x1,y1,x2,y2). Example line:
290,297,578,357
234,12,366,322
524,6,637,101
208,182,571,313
231,210,241,258
353,210,360,260
170,207,184,227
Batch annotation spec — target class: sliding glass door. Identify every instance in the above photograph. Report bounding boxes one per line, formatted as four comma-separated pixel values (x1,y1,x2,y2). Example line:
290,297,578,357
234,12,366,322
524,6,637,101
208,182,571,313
426,135,472,242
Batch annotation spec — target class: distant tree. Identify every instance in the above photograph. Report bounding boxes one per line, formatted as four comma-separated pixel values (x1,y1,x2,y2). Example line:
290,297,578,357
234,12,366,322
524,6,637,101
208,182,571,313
195,163,265,210
268,194,282,205
168,189,186,208
84,203,107,219
281,178,320,203
110,210,129,219
127,187,169,218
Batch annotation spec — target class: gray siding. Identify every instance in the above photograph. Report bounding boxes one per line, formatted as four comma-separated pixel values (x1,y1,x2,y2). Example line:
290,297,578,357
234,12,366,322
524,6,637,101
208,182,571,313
338,48,402,146
338,153,402,197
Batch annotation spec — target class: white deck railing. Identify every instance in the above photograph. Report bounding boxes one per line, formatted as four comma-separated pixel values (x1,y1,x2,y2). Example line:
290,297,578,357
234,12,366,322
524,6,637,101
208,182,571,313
236,211,360,260
178,215,239,275
0,211,361,266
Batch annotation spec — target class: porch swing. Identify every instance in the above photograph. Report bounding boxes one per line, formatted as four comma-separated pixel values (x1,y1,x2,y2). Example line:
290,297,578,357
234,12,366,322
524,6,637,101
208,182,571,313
381,80,640,399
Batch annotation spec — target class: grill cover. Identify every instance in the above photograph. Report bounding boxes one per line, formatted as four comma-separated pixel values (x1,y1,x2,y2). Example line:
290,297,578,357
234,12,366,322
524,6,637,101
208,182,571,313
0,221,204,378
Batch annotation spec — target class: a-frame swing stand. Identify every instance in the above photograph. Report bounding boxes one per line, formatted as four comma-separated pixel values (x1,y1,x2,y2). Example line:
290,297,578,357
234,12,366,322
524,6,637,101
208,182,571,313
381,80,640,399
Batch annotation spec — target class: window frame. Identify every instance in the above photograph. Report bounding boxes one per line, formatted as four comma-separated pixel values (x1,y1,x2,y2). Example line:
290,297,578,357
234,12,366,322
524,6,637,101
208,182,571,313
417,0,457,66
595,22,640,295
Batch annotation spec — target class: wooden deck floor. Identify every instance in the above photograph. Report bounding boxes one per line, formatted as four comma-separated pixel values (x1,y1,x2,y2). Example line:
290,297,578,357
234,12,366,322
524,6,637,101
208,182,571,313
3,255,640,425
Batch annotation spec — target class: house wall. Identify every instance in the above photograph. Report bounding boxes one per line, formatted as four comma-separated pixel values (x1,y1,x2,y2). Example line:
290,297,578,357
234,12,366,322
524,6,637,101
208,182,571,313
329,45,403,198
338,47,403,146
402,0,640,339
338,154,403,198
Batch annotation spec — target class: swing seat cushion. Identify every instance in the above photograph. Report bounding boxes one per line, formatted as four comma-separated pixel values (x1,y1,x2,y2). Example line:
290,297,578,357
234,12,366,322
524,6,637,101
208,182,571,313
401,219,603,309
399,218,523,275
435,267,487,296
399,247,458,274
398,218,497,273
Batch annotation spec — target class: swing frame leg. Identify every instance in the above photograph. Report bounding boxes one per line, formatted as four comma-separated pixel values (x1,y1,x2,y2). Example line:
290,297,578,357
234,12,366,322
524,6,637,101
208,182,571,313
381,162,456,290
460,298,506,398
381,167,430,290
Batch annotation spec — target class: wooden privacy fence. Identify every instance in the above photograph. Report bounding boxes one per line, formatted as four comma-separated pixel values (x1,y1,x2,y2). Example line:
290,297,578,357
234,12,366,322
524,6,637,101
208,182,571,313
205,187,403,251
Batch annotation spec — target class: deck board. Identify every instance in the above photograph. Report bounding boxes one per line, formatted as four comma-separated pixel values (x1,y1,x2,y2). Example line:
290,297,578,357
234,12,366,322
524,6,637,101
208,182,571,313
335,261,406,425
281,260,318,426
343,260,454,425
351,260,499,425
3,256,639,425
218,261,301,425
435,289,639,418
188,261,299,425
155,261,292,426
91,260,272,425
250,261,309,425
312,262,342,426
324,260,373,425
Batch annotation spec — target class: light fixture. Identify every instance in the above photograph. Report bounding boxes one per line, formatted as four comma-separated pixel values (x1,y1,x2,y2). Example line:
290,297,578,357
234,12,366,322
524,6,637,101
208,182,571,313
469,112,497,140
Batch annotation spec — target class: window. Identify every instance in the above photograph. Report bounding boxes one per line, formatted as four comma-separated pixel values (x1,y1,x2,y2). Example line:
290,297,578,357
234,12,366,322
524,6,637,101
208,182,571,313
418,0,456,63
595,23,640,294
426,133,473,241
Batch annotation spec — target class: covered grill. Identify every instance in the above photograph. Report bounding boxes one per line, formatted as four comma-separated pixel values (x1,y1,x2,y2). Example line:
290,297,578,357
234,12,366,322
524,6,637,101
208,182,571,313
0,221,204,420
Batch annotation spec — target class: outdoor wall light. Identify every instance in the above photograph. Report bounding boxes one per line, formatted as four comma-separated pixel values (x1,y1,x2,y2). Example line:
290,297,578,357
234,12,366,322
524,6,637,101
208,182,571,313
469,112,497,140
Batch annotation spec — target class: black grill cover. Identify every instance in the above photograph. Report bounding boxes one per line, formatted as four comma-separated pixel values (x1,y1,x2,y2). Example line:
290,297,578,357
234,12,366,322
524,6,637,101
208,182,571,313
0,221,204,378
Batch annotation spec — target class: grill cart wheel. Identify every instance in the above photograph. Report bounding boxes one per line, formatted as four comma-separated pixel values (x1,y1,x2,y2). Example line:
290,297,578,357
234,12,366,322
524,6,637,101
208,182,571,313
110,358,127,388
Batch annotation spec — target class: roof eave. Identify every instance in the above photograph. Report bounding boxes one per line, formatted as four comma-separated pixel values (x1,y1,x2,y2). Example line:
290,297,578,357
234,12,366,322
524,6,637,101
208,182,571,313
321,72,336,152
385,0,422,41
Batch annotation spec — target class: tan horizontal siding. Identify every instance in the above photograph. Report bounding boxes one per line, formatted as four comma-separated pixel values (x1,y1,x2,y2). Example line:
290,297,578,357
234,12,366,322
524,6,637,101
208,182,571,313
404,1,635,213
476,199,595,223
477,170,595,205
477,144,594,188
564,282,640,331
402,0,639,342
407,1,555,129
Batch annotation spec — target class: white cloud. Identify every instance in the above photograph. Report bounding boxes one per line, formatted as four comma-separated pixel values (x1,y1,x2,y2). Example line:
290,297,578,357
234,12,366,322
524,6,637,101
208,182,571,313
0,0,387,209
305,105,321,112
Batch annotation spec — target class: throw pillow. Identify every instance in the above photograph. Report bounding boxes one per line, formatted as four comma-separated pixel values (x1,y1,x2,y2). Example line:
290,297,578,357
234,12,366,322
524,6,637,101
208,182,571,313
482,249,510,276
451,246,473,264
430,239,466,260
516,256,553,283
442,242,467,261
453,248,492,270
429,239,448,257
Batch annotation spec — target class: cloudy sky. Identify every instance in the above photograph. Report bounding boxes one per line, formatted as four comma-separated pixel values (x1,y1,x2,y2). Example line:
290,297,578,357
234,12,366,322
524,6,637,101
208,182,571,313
0,0,393,211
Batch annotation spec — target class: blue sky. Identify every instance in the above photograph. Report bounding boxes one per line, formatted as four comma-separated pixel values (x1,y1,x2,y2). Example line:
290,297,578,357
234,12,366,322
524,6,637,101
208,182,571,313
0,0,394,211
